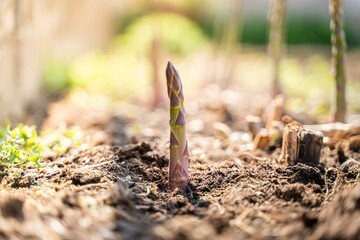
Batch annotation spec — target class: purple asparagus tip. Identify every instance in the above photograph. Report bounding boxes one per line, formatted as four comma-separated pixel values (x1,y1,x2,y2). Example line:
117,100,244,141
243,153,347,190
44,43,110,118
166,61,190,190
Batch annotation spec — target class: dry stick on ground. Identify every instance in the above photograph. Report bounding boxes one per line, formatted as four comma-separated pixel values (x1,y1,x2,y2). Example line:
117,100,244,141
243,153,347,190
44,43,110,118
166,61,189,191
268,0,286,97
279,123,323,165
330,0,347,122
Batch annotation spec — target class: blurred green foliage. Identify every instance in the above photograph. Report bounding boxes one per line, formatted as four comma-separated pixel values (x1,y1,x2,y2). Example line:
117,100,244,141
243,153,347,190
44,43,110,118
281,56,333,119
281,55,360,120
200,15,360,47
287,16,359,48
68,12,208,100
69,50,149,100
116,12,208,55
43,57,71,93
40,7,360,121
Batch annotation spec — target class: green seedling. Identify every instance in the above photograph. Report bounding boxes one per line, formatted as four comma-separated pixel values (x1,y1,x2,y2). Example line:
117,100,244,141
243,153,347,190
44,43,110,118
42,126,84,154
166,61,190,190
0,124,43,170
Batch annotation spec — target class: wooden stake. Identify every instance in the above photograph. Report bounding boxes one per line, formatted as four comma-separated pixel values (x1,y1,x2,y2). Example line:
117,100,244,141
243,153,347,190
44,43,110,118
278,125,301,165
298,129,323,165
279,125,323,165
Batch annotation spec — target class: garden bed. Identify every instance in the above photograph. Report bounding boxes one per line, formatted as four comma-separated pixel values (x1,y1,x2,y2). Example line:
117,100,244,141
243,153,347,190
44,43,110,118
0,97,359,240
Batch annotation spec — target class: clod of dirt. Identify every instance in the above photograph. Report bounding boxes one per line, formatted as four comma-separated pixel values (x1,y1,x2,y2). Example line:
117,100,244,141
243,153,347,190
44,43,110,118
11,175,36,188
153,215,216,240
141,151,168,168
0,197,24,222
340,158,360,177
114,142,153,162
277,183,305,202
115,221,154,240
62,192,80,208
110,184,155,240
285,163,324,186
276,183,322,207
309,183,360,239
336,136,360,163
302,211,318,228
336,140,349,163
348,135,360,152
70,172,103,185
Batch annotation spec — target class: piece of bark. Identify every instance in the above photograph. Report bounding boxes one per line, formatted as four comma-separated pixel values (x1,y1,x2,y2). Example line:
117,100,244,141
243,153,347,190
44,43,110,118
278,125,302,165
298,129,323,165
246,115,263,138
253,127,282,151
253,128,270,151
279,125,323,166
340,158,360,175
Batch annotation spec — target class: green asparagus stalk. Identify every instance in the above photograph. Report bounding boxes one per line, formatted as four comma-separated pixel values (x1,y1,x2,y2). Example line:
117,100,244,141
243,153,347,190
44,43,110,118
166,61,189,190
330,0,347,122
268,0,286,97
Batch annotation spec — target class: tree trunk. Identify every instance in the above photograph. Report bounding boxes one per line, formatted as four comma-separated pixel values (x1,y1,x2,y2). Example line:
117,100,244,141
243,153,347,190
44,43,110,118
330,0,347,122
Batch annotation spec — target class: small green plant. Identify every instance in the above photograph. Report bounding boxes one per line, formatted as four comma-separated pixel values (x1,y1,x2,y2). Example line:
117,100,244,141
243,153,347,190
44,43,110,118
0,124,43,170
166,61,190,190
0,124,85,175
41,126,84,154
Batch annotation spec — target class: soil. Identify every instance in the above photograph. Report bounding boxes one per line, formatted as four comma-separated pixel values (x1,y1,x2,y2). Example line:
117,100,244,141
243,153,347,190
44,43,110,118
0,97,359,240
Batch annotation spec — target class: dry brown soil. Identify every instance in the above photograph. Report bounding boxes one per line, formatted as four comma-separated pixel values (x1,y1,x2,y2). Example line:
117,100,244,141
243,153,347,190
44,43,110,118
0,98,359,240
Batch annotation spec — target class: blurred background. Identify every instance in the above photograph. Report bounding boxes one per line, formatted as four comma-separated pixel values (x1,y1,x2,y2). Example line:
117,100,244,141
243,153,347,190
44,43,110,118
0,0,359,126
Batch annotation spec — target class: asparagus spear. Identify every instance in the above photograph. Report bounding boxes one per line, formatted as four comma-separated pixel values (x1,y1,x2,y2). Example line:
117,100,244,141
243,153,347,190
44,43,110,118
268,0,286,97
166,61,190,190
330,0,347,122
